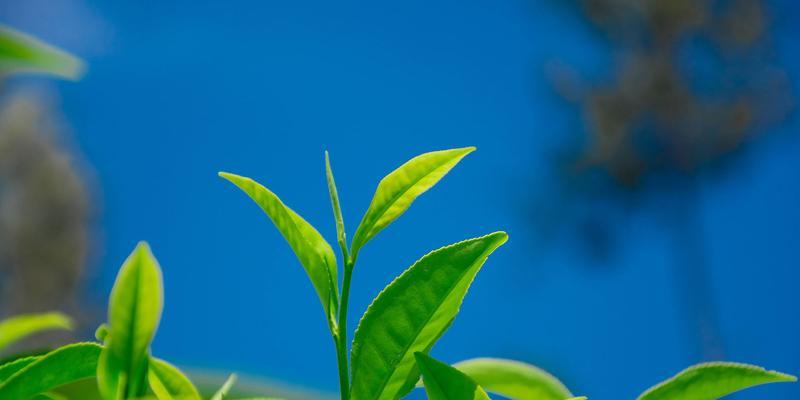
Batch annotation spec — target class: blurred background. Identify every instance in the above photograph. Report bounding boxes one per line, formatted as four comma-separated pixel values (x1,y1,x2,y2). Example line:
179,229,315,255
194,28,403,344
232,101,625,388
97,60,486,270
1,0,798,398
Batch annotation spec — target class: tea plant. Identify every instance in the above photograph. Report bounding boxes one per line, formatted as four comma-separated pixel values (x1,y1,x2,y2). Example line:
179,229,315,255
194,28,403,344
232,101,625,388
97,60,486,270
219,147,796,400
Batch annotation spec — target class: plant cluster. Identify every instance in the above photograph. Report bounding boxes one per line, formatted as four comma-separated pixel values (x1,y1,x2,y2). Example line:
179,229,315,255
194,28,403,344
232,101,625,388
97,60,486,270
0,24,797,400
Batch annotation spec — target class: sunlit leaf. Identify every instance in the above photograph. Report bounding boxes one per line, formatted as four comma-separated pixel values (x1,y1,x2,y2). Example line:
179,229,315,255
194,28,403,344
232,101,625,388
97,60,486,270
325,151,348,257
148,357,201,400
0,342,101,400
97,242,164,399
0,25,84,80
0,312,73,352
350,232,508,400
219,172,339,329
637,362,797,400
350,147,475,258
415,353,491,400
452,358,574,400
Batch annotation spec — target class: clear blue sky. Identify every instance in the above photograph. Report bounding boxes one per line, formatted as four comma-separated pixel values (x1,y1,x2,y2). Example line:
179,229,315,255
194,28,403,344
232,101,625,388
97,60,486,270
2,1,799,398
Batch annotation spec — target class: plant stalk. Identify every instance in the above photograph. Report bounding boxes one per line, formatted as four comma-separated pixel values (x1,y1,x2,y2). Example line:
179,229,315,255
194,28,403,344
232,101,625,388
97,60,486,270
336,258,355,400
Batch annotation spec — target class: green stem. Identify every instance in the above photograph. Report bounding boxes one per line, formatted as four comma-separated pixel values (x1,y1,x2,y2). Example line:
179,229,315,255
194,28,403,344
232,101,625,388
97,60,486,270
336,258,355,400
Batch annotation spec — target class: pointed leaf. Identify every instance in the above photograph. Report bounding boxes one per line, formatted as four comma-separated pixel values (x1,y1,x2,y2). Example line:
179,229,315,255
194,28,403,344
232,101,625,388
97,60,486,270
350,147,475,258
148,357,201,400
350,232,508,400
0,342,101,400
210,374,237,400
638,362,797,400
0,312,73,352
415,353,491,400
452,358,574,400
219,172,339,328
0,25,84,80
97,242,164,399
325,151,348,258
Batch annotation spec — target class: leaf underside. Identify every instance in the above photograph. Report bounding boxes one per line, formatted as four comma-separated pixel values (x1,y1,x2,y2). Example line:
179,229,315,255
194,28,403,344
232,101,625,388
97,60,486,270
0,25,84,79
219,172,339,328
350,232,508,400
98,242,164,399
415,353,491,400
453,358,574,400
350,147,475,258
0,342,101,400
637,361,797,400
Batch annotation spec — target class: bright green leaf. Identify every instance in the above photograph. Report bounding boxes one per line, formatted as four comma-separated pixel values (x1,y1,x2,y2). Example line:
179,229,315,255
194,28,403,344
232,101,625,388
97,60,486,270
210,374,237,400
349,147,475,258
0,356,40,382
97,242,164,400
0,312,73,352
325,151,348,259
638,362,797,400
148,357,201,400
452,358,574,400
0,25,84,80
219,172,339,329
0,342,101,400
350,232,508,400
415,353,491,400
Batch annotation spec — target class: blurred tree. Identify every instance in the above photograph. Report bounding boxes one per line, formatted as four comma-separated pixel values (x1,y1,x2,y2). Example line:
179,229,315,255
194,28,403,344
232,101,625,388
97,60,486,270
0,25,94,348
544,0,792,359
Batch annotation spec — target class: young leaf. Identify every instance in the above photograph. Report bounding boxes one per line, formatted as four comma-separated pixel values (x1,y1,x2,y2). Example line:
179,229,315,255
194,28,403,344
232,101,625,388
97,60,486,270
452,358,574,400
0,25,84,80
349,147,475,258
415,353,491,400
148,357,201,400
219,172,339,328
0,342,101,400
350,232,508,400
97,242,164,400
0,312,73,352
325,151,348,258
210,374,237,400
637,362,797,400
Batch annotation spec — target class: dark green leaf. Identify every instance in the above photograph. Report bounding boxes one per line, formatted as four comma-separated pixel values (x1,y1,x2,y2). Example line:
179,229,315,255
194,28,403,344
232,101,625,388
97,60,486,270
350,147,475,258
0,342,101,400
0,356,40,382
350,232,508,400
415,353,490,400
638,362,796,400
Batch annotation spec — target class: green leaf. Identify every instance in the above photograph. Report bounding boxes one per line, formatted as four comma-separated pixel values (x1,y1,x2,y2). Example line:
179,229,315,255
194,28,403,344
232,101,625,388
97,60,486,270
0,356,40,382
452,358,574,400
97,242,164,400
350,232,508,400
0,25,84,80
637,362,797,400
415,353,491,400
219,172,339,329
325,151,348,258
148,357,201,400
210,374,237,400
350,147,475,258
0,342,101,400
0,312,73,352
